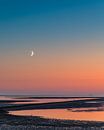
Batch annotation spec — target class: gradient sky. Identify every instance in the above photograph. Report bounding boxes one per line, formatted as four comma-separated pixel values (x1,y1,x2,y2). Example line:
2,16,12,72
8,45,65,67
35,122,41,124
0,0,104,96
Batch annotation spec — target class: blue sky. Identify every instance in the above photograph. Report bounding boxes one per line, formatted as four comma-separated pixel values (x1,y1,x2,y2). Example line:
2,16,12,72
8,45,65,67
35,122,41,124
1,0,104,95
0,0,104,49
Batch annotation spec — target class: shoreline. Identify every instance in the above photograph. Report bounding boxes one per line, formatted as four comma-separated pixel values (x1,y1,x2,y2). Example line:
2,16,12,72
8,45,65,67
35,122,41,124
0,97,104,128
0,113,104,128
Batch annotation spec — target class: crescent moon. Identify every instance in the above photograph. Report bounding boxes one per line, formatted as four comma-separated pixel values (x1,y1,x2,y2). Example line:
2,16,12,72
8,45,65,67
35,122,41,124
31,51,34,56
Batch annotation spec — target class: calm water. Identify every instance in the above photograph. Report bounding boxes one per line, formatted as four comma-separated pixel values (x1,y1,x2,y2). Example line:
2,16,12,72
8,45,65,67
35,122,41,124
10,109,104,121
1,96,104,121
0,96,89,104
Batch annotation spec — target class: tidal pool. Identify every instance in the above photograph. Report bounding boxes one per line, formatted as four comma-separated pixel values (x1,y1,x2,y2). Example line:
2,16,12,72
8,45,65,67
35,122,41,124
10,108,104,121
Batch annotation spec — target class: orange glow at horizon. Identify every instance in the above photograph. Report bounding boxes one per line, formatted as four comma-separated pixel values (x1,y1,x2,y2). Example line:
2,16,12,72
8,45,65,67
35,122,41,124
1,45,104,95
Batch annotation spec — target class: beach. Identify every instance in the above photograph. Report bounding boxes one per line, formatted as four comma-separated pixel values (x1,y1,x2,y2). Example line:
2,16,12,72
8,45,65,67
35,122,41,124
0,97,104,129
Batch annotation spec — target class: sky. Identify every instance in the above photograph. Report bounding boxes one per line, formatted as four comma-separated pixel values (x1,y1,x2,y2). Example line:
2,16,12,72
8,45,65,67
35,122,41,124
0,0,104,96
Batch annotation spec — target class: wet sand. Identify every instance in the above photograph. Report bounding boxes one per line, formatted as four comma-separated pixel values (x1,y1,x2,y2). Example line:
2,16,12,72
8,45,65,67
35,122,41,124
1,97,102,111
0,113,104,128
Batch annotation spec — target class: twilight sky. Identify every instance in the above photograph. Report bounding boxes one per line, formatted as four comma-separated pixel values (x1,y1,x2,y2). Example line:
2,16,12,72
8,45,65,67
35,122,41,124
0,0,104,96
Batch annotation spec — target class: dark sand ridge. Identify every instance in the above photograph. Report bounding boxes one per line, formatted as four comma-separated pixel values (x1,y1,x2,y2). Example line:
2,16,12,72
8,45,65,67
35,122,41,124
0,97,103,111
0,100,33,103
14,96,99,99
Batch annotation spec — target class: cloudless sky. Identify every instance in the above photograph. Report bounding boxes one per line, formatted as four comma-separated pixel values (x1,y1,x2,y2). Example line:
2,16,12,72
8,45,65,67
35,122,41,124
0,0,104,96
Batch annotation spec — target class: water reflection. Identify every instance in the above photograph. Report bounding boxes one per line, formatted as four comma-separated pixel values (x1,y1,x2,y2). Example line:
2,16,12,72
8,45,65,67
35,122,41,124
0,96,13,100
10,109,104,121
0,96,91,104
